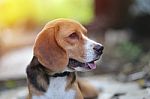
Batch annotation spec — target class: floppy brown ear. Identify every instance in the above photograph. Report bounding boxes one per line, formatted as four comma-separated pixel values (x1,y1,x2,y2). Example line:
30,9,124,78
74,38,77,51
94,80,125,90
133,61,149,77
33,26,68,72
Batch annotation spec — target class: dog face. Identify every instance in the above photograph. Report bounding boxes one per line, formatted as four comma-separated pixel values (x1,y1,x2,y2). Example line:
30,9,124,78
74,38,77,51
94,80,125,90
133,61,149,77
34,19,103,72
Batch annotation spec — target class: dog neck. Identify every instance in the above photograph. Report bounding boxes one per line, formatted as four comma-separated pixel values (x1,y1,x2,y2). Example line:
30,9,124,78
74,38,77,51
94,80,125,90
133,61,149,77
27,56,77,99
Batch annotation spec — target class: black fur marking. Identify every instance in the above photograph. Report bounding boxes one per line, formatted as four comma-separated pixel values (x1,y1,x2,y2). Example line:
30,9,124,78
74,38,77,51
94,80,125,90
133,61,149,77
26,56,76,92
26,56,49,92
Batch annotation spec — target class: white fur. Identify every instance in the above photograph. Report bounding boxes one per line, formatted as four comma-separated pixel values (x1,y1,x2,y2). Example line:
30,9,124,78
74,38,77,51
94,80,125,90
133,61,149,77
83,34,102,62
73,67,89,71
32,77,76,99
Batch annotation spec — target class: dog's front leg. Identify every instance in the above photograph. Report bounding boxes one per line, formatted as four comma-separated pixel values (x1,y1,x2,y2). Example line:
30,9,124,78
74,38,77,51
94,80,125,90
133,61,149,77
78,79,99,99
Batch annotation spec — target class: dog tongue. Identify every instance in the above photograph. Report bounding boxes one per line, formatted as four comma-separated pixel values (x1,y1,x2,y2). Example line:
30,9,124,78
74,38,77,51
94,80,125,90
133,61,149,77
87,62,96,69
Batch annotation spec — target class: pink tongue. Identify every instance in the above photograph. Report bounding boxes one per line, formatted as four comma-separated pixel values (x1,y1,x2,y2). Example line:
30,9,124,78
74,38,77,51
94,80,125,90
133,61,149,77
87,62,96,69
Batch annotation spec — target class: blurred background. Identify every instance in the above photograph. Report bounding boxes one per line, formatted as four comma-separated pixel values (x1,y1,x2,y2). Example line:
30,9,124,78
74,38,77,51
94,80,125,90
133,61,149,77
0,0,150,99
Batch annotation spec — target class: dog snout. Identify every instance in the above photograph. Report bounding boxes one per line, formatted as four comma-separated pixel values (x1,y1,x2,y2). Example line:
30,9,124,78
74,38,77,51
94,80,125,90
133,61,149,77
93,44,104,55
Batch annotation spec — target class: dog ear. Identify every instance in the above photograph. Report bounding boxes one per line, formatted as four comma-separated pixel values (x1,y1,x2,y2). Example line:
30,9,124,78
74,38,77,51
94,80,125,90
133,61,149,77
34,26,68,72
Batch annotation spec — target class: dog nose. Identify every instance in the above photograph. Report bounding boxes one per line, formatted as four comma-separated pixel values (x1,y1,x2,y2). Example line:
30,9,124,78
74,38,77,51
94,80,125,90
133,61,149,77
93,45,104,54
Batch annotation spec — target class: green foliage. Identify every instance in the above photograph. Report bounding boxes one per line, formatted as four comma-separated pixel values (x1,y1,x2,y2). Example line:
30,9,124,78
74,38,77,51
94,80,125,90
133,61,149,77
116,41,142,62
5,80,16,88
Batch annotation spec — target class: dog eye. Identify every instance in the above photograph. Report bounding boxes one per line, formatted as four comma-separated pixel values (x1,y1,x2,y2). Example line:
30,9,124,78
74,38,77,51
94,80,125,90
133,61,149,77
68,32,79,40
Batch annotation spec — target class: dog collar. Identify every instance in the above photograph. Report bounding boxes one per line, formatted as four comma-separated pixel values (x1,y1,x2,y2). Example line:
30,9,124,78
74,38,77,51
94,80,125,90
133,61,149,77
51,71,70,77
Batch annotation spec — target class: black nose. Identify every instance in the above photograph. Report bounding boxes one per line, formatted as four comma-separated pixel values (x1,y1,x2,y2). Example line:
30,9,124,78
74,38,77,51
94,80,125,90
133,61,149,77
93,45,104,54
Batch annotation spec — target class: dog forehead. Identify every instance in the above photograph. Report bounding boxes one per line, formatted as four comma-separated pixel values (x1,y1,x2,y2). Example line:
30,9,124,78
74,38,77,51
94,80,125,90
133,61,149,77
45,19,87,33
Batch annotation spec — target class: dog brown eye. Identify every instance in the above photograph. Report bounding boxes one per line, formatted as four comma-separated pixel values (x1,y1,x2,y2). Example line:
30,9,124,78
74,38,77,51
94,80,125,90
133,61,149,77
68,32,79,39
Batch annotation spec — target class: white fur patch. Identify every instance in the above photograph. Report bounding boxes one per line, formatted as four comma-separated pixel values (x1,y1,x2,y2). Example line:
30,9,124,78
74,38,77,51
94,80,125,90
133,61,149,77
83,34,102,62
32,77,76,99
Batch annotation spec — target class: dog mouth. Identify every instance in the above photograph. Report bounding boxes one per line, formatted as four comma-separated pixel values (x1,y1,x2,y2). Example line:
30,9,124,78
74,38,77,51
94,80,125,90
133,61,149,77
67,58,97,70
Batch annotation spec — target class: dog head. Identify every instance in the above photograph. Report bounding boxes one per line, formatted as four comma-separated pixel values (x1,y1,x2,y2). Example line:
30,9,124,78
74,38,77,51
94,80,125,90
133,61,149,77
34,18,103,72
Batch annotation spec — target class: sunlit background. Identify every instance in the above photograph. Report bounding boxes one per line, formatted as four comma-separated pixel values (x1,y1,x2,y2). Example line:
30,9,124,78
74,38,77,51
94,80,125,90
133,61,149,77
0,0,150,99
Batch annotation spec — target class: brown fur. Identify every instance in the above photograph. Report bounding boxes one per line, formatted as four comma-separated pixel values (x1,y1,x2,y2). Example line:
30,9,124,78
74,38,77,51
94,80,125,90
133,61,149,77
34,19,89,72
78,79,99,99
34,27,68,72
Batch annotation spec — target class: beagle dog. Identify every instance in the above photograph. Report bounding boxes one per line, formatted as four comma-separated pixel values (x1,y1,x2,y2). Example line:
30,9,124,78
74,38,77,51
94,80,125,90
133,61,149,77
26,18,104,99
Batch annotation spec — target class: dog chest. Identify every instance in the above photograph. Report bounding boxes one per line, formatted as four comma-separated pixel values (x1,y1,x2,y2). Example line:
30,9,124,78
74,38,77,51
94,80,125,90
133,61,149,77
32,77,76,99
